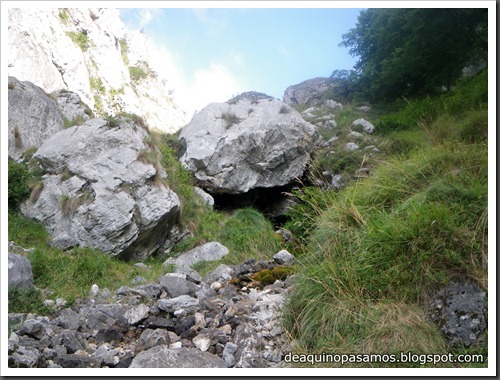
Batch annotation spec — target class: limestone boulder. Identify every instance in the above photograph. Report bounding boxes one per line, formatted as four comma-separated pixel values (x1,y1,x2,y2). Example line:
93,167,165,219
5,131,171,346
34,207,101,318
20,117,181,260
8,76,64,161
53,90,93,123
8,252,34,290
283,77,337,106
352,118,375,134
130,346,226,368
179,92,318,194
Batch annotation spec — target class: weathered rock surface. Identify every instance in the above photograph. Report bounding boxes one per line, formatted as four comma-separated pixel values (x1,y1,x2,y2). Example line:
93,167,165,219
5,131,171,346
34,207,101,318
20,117,181,260
283,77,337,106
8,76,64,161
179,92,318,194
427,281,487,348
164,242,229,269
8,8,188,133
130,346,226,368
352,118,375,134
8,248,34,290
53,90,93,123
8,249,295,368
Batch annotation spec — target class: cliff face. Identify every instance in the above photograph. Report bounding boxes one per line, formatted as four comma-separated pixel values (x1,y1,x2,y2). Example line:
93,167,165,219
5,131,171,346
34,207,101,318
8,8,188,133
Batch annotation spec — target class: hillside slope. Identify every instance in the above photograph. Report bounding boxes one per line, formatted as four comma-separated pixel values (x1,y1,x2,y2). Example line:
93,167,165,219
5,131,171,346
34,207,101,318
8,8,188,133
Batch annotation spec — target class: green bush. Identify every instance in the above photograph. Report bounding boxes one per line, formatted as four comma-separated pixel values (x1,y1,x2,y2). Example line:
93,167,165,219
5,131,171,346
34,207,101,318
58,8,69,24
118,38,129,65
129,66,149,82
66,31,92,52
89,76,106,94
8,159,30,210
220,112,242,128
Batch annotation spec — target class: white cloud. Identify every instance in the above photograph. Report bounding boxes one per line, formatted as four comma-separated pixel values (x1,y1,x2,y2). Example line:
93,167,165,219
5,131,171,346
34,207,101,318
138,9,164,29
140,36,246,114
122,10,245,116
177,63,246,114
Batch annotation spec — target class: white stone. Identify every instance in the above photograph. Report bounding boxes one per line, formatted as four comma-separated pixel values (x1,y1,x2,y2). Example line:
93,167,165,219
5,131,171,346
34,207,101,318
89,284,100,297
193,334,211,352
352,118,375,134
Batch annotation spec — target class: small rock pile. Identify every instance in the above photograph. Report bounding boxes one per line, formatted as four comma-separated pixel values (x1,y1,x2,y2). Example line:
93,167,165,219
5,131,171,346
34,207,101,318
8,245,296,368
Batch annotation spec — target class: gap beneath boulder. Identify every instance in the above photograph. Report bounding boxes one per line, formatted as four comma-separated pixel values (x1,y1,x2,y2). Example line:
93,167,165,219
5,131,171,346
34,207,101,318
208,183,298,227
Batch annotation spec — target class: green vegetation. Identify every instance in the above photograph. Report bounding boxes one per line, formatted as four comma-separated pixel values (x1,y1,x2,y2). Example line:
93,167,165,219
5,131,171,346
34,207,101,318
340,8,487,101
7,9,488,366
89,76,106,95
8,210,170,306
283,70,488,367
58,8,69,24
93,94,104,116
9,287,52,315
118,38,129,65
8,160,30,210
63,114,86,129
220,111,242,128
128,62,157,83
129,66,148,82
66,31,92,52
7,119,282,309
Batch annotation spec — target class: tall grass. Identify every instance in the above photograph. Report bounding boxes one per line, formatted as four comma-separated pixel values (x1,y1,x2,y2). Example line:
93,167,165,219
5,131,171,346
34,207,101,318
8,211,170,306
283,100,488,366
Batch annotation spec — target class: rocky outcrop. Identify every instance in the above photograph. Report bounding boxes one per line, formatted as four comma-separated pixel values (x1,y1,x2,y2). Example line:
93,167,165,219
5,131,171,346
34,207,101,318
8,243,34,290
8,77,65,161
427,281,487,348
20,117,181,260
8,249,295,368
179,92,318,194
53,90,93,124
283,77,337,106
8,8,188,133
352,118,375,134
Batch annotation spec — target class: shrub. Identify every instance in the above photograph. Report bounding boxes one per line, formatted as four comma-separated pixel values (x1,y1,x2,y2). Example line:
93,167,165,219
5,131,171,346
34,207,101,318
89,76,106,94
129,66,148,82
118,38,129,65
105,114,120,128
58,8,69,24
220,112,242,128
8,159,30,209
66,31,92,52
93,95,104,115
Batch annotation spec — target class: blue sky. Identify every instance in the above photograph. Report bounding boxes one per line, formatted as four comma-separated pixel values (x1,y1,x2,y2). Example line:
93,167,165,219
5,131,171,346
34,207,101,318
119,7,362,112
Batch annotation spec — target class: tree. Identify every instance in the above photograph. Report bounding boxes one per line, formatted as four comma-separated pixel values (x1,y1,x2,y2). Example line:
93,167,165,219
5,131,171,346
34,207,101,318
329,69,360,103
340,8,488,101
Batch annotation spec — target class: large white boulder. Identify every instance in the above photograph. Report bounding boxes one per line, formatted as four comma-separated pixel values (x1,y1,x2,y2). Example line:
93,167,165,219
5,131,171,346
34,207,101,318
179,92,319,194
20,117,181,260
8,77,64,161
